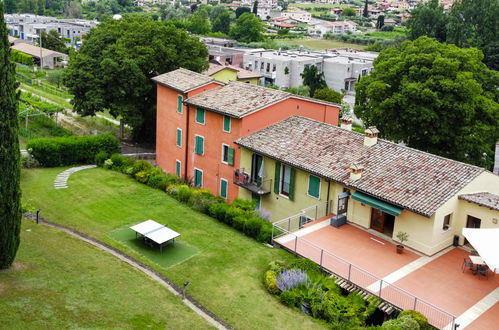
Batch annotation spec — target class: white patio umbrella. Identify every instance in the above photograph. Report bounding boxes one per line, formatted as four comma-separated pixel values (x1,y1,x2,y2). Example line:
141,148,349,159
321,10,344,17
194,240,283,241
462,228,499,274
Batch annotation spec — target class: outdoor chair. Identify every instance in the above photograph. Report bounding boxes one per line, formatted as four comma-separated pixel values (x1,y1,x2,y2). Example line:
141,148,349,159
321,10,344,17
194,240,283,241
477,265,489,280
462,258,473,273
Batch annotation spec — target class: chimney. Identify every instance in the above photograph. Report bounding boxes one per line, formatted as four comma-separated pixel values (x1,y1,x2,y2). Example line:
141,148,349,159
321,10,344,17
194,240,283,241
340,115,352,131
350,162,364,181
364,126,379,147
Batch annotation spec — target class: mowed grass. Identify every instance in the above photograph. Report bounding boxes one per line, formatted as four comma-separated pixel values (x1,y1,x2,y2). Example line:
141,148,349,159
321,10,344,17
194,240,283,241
0,220,211,329
21,168,327,330
278,38,366,50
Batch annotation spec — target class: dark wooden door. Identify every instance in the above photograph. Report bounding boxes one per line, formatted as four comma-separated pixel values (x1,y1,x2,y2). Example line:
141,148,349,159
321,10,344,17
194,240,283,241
370,208,385,233
464,215,482,245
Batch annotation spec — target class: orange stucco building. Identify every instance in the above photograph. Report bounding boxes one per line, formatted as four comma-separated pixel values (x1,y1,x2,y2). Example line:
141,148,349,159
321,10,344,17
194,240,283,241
153,68,341,201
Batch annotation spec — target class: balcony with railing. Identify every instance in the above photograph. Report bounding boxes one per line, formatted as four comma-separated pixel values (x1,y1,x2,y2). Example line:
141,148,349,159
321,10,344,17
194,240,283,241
233,169,272,195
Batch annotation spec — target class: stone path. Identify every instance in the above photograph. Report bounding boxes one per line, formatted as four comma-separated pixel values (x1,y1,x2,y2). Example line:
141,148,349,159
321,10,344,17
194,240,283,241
54,165,97,189
452,287,499,329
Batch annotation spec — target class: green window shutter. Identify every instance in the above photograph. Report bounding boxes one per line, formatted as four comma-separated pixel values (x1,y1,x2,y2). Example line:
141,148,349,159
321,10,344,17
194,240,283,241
195,136,204,155
223,115,231,132
177,95,183,113
176,129,182,147
274,162,281,194
196,108,205,124
288,167,296,201
308,175,320,199
228,147,234,166
194,169,203,187
220,179,228,198
175,161,181,177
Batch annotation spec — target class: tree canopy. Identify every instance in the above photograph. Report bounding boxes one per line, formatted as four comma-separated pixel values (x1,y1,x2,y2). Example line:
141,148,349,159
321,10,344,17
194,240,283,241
407,0,498,70
212,12,231,35
63,15,209,142
313,88,343,104
355,37,499,169
300,65,327,96
187,8,211,35
230,12,264,43
235,6,251,18
0,3,22,270
41,30,69,54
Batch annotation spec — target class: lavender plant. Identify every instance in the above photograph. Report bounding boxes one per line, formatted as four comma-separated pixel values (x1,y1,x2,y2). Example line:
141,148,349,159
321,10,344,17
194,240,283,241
277,269,308,291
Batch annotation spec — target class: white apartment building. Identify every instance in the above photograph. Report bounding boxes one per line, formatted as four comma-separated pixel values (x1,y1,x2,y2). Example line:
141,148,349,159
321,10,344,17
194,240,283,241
5,14,97,43
281,10,312,23
243,48,378,93
309,20,358,37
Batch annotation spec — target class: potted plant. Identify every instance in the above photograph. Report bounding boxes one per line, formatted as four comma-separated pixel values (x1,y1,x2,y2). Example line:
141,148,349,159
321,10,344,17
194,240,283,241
396,231,409,254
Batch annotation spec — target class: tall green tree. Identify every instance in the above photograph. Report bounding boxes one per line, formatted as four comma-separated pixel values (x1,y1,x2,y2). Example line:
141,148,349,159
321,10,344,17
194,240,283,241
363,0,368,18
41,30,68,54
355,37,499,169
187,9,211,35
252,1,258,16
4,0,17,13
235,6,251,18
212,12,231,35
300,65,327,96
63,15,208,142
447,0,499,70
407,0,447,42
0,3,22,270
230,12,264,43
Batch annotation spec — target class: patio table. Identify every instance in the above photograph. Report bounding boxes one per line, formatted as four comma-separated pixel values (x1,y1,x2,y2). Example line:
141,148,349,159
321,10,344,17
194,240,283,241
469,256,486,266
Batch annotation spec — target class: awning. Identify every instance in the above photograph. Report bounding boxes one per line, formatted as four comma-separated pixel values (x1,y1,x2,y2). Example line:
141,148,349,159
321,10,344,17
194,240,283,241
352,192,403,216
462,228,499,274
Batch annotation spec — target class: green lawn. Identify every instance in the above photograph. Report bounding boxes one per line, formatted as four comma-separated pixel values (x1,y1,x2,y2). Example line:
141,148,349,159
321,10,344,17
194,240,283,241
278,38,366,50
21,168,327,330
0,220,211,329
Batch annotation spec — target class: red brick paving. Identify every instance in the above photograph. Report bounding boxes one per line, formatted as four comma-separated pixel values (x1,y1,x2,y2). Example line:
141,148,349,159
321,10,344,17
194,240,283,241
466,302,499,330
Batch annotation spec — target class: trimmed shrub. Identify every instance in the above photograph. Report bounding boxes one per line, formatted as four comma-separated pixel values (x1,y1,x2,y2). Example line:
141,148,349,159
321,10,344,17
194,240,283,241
131,160,153,176
279,290,299,307
232,198,257,211
21,153,40,168
208,202,231,222
147,173,167,190
233,214,248,231
382,315,420,330
268,260,287,273
277,269,308,291
103,159,113,169
163,173,179,189
94,151,109,167
224,206,245,226
27,134,120,167
397,310,429,329
290,258,320,275
189,190,224,214
264,270,280,295
135,170,149,184
177,185,194,203
258,220,273,243
244,216,262,239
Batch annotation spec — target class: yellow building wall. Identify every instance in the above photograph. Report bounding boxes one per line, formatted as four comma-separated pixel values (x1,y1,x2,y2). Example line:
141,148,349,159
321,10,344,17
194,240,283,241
210,70,259,85
237,147,499,256
211,69,238,83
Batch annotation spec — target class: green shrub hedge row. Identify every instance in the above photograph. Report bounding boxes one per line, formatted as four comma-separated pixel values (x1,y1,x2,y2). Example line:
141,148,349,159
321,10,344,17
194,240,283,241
27,134,120,167
11,49,33,65
99,154,274,244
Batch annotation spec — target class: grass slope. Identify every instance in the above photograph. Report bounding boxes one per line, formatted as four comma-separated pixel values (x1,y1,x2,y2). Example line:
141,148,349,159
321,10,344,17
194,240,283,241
21,168,327,330
0,220,211,329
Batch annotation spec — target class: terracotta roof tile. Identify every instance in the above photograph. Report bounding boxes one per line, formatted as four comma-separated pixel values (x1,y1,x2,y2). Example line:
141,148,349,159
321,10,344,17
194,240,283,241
458,192,499,211
235,116,485,217
184,81,290,118
151,68,216,93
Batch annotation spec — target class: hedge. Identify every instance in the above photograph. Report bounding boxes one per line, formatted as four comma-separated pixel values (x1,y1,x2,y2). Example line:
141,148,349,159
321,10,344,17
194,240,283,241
11,49,33,65
27,134,120,167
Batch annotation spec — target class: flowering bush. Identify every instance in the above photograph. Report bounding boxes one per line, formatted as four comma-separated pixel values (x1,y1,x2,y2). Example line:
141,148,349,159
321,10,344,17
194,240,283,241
277,269,308,291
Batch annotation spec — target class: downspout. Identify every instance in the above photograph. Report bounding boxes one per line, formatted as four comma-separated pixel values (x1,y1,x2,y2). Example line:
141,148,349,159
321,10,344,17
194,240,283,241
326,180,331,214
184,99,190,182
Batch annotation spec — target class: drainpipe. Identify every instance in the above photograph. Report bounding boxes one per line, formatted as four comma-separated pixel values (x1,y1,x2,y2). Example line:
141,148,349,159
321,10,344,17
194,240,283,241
184,98,190,182
326,180,331,214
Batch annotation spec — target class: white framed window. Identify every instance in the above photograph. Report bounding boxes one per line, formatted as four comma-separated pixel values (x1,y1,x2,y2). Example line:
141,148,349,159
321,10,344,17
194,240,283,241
221,144,234,166
443,213,452,231
307,175,321,200
176,128,182,147
175,160,181,177
195,135,204,155
280,164,292,197
220,178,228,199
194,168,203,187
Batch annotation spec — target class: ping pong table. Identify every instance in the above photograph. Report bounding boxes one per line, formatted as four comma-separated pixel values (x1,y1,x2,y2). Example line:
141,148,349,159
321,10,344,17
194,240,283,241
130,220,180,252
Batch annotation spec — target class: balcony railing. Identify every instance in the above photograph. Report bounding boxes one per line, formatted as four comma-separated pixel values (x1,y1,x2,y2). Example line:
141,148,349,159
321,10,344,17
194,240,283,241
233,169,272,195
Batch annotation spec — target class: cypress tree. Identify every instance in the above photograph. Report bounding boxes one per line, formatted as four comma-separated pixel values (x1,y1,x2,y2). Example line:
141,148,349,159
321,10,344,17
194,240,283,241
363,0,369,18
0,3,22,270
